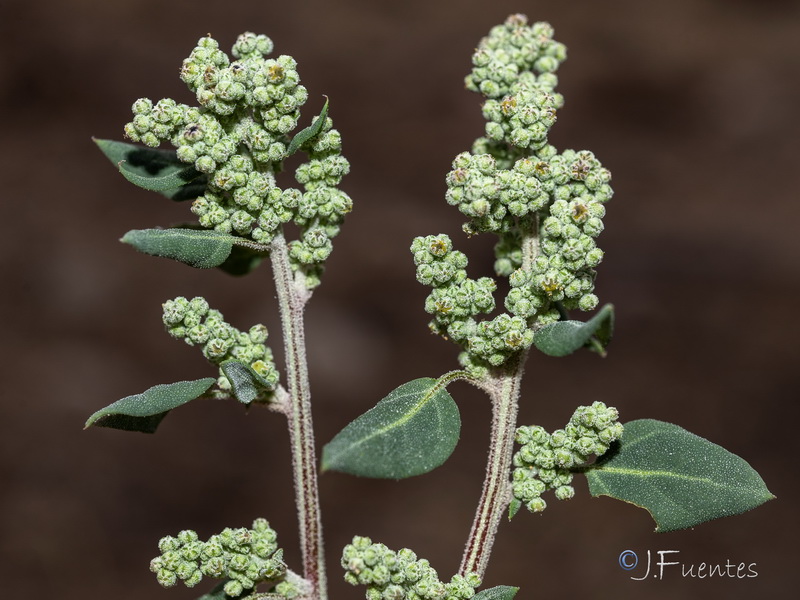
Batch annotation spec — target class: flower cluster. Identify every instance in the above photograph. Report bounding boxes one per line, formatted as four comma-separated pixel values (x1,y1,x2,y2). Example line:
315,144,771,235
162,296,279,398
342,536,481,600
481,86,558,151
149,519,292,598
465,15,566,100
445,153,550,234
413,15,613,373
511,402,623,514
123,32,351,288
413,234,536,369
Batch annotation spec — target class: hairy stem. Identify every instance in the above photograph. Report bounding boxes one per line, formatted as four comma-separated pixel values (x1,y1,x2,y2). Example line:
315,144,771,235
270,232,326,600
459,219,538,578
458,356,525,579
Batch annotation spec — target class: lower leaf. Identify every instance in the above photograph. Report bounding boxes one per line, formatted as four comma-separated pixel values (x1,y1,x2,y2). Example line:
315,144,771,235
585,419,774,532
85,378,215,433
473,585,519,599
321,377,461,479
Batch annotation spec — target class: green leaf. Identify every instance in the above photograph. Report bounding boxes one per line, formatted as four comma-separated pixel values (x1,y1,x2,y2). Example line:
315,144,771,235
473,586,519,600
93,138,205,200
321,377,461,479
121,228,238,268
507,497,522,520
286,97,329,156
85,378,216,433
121,229,268,268
221,360,274,404
585,419,775,532
533,303,614,357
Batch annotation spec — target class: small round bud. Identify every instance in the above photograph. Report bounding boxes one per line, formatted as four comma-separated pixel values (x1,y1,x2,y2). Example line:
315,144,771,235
195,155,216,173
188,297,209,316
223,580,244,597
156,568,178,588
555,485,575,501
526,497,547,513
578,293,599,311
176,561,199,582
158,535,180,553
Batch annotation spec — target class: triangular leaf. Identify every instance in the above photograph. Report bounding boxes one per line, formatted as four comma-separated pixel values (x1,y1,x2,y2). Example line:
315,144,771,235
85,378,216,433
507,497,522,521
585,419,775,532
286,97,329,156
121,228,243,268
321,377,461,479
533,303,614,357
93,138,205,199
221,360,274,404
473,586,519,600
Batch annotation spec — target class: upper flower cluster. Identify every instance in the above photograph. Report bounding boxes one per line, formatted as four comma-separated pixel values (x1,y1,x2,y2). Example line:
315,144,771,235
413,15,614,374
464,15,566,100
123,33,351,288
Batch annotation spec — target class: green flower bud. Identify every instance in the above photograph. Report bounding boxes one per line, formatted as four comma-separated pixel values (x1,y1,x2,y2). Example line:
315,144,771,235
554,448,574,467
156,568,178,587
527,496,547,513
195,155,216,173
223,580,244,597
202,557,226,578
578,293,599,311
550,429,568,447
554,485,575,501
158,535,180,553
180,541,203,561
381,585,405,600
176,561,199,582
160,550,182,570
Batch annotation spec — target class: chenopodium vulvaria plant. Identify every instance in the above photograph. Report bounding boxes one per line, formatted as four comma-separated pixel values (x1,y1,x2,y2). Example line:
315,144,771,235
412,17,610,375
87,15,773,600
121,32,350,289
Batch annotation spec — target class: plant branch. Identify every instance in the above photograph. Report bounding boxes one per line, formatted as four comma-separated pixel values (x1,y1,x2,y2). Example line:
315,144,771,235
270,231,326,600
458,354,525,579
459,218,538,578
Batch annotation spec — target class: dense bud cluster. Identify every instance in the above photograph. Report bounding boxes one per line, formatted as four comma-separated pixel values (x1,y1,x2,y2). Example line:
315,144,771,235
162,296,279,398
413,234,536,369
465,15,566,100
123,33,351,288
413,15,613,373
445,153,550,233
342,536,481,600
481,87,558,151
511,402,623,514
149,519,293,598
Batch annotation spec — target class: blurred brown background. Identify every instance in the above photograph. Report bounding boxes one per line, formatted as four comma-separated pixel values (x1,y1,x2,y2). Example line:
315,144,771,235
1,0,797,598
